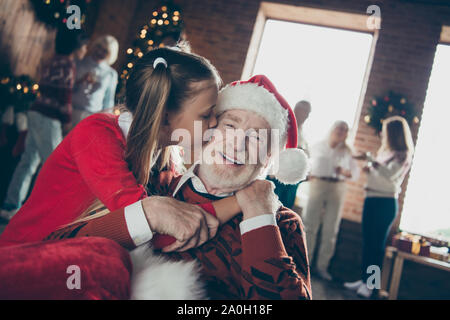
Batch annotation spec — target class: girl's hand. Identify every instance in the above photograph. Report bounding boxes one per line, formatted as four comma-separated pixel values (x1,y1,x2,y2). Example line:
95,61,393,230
141,196,219,252
236,179,281,221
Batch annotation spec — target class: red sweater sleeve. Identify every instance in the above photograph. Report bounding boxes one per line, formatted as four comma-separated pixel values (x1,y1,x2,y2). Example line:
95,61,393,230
44,208,136,250
240,209,311,300
70,115,147,211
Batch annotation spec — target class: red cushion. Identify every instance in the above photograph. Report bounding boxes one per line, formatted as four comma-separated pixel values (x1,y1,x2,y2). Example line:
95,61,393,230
0,237,132,300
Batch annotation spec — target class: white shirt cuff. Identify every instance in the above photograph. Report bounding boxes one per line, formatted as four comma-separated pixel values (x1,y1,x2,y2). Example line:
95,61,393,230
124,200,153,246
239,214,277,235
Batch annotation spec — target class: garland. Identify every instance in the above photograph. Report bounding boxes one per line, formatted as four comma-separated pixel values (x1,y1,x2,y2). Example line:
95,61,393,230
0,75,39,114
364,91,420,133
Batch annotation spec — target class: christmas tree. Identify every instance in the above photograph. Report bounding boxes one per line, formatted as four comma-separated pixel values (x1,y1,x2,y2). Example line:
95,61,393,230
116,1,185,99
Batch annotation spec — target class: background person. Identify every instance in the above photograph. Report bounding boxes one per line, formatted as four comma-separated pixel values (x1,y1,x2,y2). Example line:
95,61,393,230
344,116,414,298
71,35,119,127
0,28,88,221
302,120,359,281
268,100,311,209
294,100,311,156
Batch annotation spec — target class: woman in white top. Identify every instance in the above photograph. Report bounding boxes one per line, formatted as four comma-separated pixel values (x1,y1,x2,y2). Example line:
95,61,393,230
344,116,414,298
303,120,359,281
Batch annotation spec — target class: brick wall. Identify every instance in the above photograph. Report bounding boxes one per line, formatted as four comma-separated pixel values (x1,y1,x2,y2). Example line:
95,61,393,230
0,0,99,78
0,0,55,78
93,0,450,227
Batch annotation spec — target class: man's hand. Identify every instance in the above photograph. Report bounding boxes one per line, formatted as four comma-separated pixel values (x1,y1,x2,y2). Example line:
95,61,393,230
353,152,368,160
335,166,352,179
235,179,281,221
141,196,219,252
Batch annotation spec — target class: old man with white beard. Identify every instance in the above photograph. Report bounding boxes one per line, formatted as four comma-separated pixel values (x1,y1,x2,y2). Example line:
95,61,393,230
46,75,311,300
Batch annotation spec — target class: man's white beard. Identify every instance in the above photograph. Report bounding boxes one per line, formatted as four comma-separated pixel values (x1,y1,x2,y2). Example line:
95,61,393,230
197,162,265,193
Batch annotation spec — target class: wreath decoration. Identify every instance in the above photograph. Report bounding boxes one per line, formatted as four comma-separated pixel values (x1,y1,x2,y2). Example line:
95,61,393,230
364,91,420,134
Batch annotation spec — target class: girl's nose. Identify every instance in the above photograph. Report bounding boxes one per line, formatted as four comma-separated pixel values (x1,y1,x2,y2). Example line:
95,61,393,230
208,113,218,129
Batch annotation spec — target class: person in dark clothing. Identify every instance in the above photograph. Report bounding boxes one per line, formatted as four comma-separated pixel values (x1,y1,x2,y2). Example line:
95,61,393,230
268,100,311,209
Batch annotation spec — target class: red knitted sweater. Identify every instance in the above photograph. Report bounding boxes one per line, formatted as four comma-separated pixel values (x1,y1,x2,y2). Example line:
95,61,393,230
45,171,312,300
0,113,147,247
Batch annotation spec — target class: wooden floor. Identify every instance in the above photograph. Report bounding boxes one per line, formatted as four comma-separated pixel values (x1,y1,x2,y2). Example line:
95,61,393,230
311,275,363,300
328,219,450,300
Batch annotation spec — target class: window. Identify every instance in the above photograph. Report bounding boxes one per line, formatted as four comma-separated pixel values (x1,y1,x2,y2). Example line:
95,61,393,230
400,44,450,242
252,19,374,145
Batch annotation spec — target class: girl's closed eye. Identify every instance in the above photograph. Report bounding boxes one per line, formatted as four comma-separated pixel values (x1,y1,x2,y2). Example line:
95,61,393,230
223,122,235,129
200,110,213,120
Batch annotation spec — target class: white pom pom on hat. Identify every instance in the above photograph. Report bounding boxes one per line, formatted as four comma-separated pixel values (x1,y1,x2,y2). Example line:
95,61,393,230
215,75,310,184
269,148,310,184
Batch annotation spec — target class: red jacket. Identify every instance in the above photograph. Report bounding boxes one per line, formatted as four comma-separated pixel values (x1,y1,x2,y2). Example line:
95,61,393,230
30,54,76,123
0,113,147,247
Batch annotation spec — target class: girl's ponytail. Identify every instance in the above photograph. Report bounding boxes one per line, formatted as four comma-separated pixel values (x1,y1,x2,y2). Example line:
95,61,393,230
125,55,172,186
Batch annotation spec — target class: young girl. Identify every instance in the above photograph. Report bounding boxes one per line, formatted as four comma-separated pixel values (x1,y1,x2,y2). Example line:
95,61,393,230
344,116,414,298
0,47,238,251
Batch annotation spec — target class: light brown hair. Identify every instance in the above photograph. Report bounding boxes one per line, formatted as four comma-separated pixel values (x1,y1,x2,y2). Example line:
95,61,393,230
378,116,414,160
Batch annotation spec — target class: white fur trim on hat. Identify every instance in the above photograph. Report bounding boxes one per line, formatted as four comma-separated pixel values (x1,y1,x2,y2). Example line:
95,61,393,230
216,83,289,142
270,148,310,185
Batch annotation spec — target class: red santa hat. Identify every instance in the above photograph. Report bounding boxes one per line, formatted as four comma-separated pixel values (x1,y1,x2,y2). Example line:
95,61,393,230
215,75,309,184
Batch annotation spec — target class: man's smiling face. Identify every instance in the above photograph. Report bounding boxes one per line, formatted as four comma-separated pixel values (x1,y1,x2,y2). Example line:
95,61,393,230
197,109,273,194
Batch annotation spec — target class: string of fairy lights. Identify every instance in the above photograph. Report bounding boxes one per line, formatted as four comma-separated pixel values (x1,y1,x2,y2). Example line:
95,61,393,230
0,1,93,115
116,2,184,98
0,76,40,114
